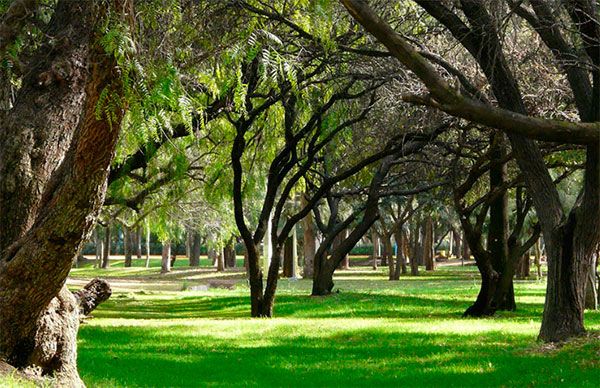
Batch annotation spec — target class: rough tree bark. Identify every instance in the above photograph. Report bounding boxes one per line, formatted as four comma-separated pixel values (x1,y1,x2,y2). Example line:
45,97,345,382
0,0,129,383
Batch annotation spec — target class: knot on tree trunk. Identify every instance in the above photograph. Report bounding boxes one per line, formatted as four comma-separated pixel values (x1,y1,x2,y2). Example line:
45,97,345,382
73,278,112,316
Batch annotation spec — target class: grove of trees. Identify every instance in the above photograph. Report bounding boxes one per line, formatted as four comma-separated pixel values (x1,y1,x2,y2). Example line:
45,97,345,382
0,0,598,384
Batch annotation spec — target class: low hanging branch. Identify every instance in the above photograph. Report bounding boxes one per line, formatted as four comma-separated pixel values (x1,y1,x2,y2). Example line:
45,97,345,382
339,0,600,145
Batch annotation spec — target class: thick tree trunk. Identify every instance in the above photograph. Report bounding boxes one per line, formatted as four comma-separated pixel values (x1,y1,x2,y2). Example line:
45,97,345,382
0,0,127,381
189,232,201,267
245,242,269,317
312,263,335,296
539,221,590,341
123,226,132,267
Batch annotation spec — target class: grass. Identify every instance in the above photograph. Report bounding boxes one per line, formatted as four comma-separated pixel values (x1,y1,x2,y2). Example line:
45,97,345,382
68,263,600,386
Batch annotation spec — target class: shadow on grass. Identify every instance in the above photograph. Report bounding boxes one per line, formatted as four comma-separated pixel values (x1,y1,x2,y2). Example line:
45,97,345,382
78,324,600,387
94,292,548,321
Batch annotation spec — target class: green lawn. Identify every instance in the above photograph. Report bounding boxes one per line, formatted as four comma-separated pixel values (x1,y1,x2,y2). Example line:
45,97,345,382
70,264,599,387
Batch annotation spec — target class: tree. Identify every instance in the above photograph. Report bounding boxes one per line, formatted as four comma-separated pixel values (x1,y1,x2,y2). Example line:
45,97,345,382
340,0,600,342
0,0,131,382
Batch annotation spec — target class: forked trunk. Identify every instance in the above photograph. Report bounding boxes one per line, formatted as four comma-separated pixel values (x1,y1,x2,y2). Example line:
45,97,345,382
245,242,268,317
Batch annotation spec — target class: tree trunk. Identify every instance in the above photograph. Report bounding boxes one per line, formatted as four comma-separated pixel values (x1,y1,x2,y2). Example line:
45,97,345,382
424,217,435,271
161,241,171,274
393,229,406,279
94,226,103,268
283,236,294,277
410,223,420,275
185,231,192,261
339,230,350,270
534,238,543,280
217,248,225,272
585,254,598,310
312,159,392,295
516,251,531,279
371,230,379,270
136,226,142,259
123,226,132,268
224,240,236,268
301,195,316,278
539,221,591,341
189,232,201,267
385,235,395,280
102,222,111,268
464,133,516,317
0,0,127,381
452,229,462,258
244,241,269,317
145,222,151,268
461,232,470,264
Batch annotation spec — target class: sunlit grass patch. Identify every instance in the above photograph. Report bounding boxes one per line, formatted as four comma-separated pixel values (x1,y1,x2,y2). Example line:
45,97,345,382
75,265,600,387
